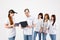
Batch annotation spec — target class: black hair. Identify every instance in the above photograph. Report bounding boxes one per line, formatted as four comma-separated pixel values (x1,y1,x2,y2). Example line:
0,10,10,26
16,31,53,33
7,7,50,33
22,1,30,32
8,9,16,13
24,8,30,12
8,9,14,25
38,13,43,19
51,15,56,26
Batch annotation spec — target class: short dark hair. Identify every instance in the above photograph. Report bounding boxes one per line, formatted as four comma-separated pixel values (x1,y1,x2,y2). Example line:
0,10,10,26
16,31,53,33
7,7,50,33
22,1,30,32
38,13,43,19
24,8,30,12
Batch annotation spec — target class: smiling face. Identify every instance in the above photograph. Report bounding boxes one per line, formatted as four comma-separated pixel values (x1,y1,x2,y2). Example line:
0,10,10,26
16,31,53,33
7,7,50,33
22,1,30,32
51,15,56,25
24,9,30,17
51,15,56,21
10,13,14,17
44,14,49,21
51,16,54,21
38,15,42,19
44,15,48,19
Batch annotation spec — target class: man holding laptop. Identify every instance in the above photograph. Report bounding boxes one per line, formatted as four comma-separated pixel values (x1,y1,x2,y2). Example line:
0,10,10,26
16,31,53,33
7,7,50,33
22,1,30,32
23,8,35,40
15,8,35,40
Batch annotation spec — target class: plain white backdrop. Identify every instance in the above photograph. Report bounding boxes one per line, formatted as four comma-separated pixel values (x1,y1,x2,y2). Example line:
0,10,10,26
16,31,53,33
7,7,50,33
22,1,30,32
0,0,60,40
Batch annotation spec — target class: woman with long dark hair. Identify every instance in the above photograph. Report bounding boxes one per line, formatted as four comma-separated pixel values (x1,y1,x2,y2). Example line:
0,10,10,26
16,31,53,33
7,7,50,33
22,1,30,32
5,9,17,40
49,15,56,40
42,13,50,40
34,13,43,40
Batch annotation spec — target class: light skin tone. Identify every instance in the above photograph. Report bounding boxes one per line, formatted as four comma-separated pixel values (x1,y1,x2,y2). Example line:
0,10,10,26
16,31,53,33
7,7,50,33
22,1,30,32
25,10,30,17
10,13,14,17
43,15,49,33
5,13,15,28
24,10,36,28
44,15,48,22
19,10,35,28
38,15,43,32
24,10,32,28
38,15,42,19
51,16,54,21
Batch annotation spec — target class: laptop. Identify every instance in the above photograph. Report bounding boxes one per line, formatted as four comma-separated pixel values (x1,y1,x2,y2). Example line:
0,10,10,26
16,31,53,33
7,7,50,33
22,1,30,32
15,21,28,28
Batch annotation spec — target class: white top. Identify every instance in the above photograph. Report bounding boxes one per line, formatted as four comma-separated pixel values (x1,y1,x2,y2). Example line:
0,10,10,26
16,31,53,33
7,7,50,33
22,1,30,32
23,16,34,35
43,20,50,33
34,19,43,32
49,21,56,34
5,17,16,38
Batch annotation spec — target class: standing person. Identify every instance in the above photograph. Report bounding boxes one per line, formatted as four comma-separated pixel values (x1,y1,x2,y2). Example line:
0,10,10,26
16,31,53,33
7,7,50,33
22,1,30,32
42,13,50,40
49,15,56,40
34,13,43,40
23,8,35,40
5,9,17,40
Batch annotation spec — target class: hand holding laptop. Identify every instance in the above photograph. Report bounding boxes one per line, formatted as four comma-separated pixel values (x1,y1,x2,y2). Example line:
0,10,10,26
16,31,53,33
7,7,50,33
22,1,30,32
15,21,28,28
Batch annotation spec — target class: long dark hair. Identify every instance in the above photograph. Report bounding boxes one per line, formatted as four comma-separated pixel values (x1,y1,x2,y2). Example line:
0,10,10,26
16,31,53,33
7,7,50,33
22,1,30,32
44,13,49,22
51,15,56,26
38,13,43,19
8,12,13,25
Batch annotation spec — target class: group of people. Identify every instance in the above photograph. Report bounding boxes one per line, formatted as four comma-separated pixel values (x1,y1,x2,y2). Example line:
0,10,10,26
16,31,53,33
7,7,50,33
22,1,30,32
5,8,56,40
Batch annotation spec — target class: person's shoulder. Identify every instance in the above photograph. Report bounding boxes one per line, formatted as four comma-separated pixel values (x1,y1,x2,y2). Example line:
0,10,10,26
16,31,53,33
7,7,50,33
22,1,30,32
54,22,57,26
35,18,38,21
30,16,35,20
48,20,51,22
47,20,51,25
40,19,43,23
30,16,34,18
41,19,43,21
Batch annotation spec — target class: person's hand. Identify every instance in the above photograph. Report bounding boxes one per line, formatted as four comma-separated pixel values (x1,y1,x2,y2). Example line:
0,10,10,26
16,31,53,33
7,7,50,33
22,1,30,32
10,24,14,28
43,27,48,34
11,25,14,27
19,24,22,29
40,28,43,33
27,25,32,28
44,30,46,33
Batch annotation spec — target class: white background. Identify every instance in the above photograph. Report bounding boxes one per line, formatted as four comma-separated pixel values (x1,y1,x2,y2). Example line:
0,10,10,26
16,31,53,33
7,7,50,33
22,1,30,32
0,0,60,40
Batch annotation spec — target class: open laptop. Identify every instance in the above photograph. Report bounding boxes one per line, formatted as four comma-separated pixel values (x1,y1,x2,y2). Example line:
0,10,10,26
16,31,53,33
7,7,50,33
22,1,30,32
15,21,28,28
